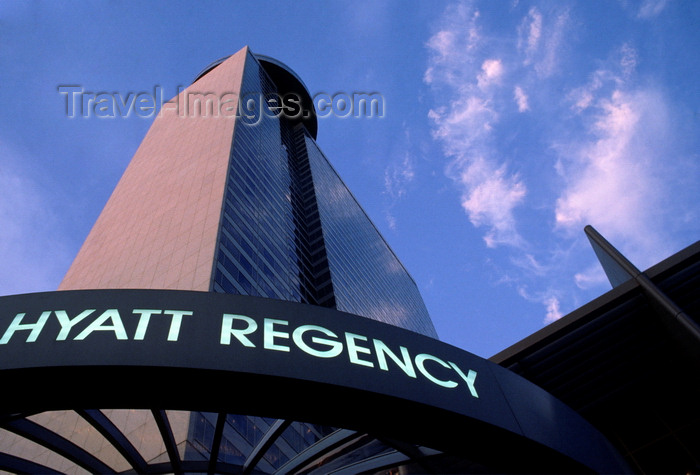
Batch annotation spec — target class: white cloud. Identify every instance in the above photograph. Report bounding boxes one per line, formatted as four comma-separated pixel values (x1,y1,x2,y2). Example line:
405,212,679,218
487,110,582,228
537,10,569,78
574,264,608,290
637,0,669,19
514,85,529,112
511,253,550,276
423,2,696,331
518,7,542,65
458,157,526,248
385,212,398,231
567,44,638,112
568,87,596,113
383,125,419,229
543,296,563,323
429,95,495,150
426,3,526,248
517,286,565,324
477,59,504,89
517,6,569,78
619,43,638,77
423,4,481,87
555,83,677,267
384,152,415,199
426,30,457,60
556,91,644,230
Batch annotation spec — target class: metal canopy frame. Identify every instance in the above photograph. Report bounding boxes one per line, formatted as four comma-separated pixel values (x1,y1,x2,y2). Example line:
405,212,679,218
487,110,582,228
0,411,453,475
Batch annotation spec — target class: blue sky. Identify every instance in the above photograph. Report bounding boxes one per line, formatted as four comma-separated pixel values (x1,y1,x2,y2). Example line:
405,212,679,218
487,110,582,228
1,1,698,358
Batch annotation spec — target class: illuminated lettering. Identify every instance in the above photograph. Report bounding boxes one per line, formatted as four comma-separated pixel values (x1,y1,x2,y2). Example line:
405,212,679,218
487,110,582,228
216,314,479,398
345,333,373,368
292,325,343,358
1,308,195,343
54,309,95,341
220,314,257,347
415,353,458,389
132,309,191,341
264,318,290,352
74,309,128,341
1,305,480,400
163,310,192,341
449,362,479,398
374,340,416,379
133,309,162,340
0,312,51,344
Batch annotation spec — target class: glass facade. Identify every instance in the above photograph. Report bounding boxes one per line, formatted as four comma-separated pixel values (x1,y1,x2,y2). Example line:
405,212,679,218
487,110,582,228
212,51,437,337
212,54,302,302
305,134,437,337
184,413,335,472
196,51,437,472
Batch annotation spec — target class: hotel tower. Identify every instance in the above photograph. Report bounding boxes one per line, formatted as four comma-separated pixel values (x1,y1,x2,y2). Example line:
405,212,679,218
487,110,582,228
59,47,436,339
11,47,438,472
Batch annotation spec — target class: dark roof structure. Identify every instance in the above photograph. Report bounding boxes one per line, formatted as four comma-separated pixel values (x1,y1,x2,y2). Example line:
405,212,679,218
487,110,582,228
492,227,700,474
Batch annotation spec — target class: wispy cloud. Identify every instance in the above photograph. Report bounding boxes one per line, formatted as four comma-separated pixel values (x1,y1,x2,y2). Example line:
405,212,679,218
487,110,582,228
424,4,481,88
517,285,563,324
424,1,696,325
636,0,669,19
453,156,526,248
384,152,416,230
518,7,542,66
513,85,529,112
574,264,607,290
426,3,526,248
536,10,569,78
384,152,415,200
477,59,504,90
517,6,569,78
555,46,681,267
383,127,417,230
543,296,563,323
619,43,638,77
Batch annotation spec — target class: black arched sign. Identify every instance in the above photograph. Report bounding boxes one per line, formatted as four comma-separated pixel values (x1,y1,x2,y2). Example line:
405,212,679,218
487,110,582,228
0,289,629,473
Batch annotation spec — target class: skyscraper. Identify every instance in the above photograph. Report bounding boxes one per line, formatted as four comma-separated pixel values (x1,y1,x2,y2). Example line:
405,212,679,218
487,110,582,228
47,46,435,471
59,46,437,339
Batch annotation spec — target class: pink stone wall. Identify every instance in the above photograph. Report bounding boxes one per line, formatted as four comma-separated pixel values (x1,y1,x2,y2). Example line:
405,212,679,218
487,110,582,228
60,48,249,291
